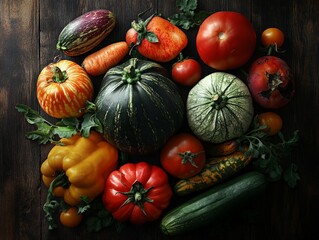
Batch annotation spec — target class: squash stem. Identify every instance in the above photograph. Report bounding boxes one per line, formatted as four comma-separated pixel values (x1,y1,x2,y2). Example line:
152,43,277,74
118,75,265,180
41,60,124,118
52,66,68,83
211,94,227,109
122,59,141,84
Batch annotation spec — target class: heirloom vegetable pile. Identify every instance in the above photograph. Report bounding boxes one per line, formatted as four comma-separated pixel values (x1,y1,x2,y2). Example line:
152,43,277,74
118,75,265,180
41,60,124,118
16,0,299,235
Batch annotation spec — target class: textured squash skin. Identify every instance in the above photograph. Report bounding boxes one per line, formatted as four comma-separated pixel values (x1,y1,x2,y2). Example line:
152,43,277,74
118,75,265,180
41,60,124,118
174,150,252,196
187,72,254,143
95,58,185,155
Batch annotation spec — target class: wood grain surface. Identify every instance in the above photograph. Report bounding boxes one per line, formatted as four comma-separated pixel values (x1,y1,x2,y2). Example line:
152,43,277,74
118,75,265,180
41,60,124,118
1,0,318,239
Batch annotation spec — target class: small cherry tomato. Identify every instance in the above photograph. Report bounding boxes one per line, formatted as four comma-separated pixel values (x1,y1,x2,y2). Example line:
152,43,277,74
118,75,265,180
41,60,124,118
59,207,83,228
258,112,283,136
261,28,285,48
172,58,202,86
160,133,206,179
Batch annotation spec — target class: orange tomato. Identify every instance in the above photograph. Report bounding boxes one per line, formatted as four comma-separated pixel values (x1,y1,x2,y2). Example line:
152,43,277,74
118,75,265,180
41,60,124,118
36,60,94,118
59,207,83,228
258,112,283,136
261,28,285,48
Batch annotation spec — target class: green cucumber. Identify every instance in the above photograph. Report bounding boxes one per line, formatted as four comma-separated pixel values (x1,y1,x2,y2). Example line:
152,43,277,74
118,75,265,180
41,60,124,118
160,171,267,236
56,9,115,56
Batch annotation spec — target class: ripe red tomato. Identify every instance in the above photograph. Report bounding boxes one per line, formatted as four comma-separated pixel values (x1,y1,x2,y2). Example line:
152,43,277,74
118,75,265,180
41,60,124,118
172,58,202,86
126,15,188,62
102,162,172,224
247,56,295,109
196,11,256,70
37,60,94,118
261,28,285,48
258,112,283,136
160,133,206,179
59,207,83,228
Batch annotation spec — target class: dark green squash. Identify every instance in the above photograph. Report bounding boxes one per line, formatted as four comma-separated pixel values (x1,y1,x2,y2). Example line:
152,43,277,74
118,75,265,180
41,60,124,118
94,58,185,155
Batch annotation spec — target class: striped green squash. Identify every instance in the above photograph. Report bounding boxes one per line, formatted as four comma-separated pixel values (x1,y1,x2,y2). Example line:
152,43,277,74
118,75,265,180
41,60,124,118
186,72,253,143
95,58,185,155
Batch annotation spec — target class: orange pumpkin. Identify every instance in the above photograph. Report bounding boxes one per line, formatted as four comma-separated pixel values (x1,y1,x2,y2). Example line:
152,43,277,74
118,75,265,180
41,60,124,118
36,60,94,118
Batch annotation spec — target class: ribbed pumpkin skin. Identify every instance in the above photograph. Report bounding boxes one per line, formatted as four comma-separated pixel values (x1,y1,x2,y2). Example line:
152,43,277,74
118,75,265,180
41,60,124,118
187,72,253,143
95,58,185,155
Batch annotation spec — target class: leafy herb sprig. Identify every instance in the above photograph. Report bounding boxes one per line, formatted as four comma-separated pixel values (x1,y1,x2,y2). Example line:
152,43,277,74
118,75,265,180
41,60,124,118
15,101,102,145
84,197,125,233
237,116,300,188
42,171,118,231
168,0,211,30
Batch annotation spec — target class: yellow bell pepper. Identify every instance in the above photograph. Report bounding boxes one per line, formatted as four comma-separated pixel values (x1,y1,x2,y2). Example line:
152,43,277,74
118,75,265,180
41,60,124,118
40,131,118,206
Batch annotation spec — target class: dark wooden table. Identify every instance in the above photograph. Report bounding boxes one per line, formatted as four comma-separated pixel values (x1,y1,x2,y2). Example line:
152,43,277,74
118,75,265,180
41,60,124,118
1,0,318,239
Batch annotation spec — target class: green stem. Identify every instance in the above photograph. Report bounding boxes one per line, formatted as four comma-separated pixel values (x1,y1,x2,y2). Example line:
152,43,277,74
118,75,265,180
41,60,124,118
179,150,204,168
118,181,154,215
43,172,69,230
122,59,141,84
52,66,68,83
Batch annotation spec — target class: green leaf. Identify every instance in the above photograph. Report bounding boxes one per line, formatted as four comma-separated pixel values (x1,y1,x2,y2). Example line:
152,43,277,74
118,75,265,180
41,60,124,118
193,10,211,24
52,125,77,139
15,104,46,124
145,31,159,43
86,216,103,232
177,0,197,12
86,209,114,232
57,117,79,128
78,196,91,214
24,121,54,144
16,102,102,144
268,161,282,181
168,0,211,29
237,114,300,187
80,113,102,137
26,130,52,145
169,13,194,30
283,163,300,188
85,100,97,113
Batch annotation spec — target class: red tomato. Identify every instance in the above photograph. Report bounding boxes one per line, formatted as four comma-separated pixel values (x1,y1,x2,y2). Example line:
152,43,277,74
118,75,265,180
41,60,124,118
37,60,94,118
172,58,202,86
261,28,285,48
196,11,256,70
102,162,172,224
160,133,206,179
126,15,188,62
258,112,283,136
247,56,295,109
59,207,83,228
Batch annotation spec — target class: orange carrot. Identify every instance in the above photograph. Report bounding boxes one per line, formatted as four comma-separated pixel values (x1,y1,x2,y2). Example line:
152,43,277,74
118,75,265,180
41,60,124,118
82,41,129,76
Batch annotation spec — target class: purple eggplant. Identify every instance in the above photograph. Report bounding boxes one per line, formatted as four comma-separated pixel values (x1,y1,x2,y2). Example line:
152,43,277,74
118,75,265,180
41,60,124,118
56,9,116,56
